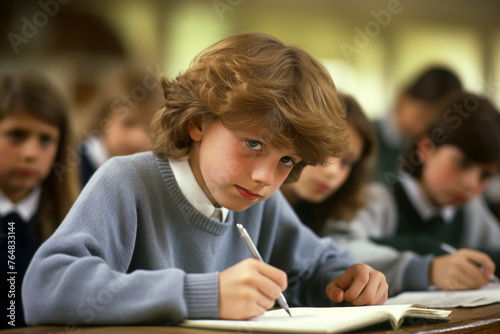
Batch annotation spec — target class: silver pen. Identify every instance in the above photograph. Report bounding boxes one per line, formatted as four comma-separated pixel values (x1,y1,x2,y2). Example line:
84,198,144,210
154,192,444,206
236,223,292,317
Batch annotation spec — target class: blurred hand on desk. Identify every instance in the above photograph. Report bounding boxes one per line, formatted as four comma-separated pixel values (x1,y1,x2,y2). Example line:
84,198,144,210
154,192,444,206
430,248,496,290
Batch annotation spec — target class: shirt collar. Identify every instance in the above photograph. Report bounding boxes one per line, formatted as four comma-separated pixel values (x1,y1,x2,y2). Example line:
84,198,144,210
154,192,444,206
399,174,455,223
168,158,228,222
82,136,109,169
0,186,41,222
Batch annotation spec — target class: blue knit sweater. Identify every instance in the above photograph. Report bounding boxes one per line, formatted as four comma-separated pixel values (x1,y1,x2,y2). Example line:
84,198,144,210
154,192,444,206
22,152,356,326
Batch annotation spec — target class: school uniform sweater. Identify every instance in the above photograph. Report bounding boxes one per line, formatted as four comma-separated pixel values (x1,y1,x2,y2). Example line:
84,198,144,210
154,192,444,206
322,177,500,296
373,114,405,180
372,181,464,254
1,188,42,328
22,152,356,326
373,179,500,267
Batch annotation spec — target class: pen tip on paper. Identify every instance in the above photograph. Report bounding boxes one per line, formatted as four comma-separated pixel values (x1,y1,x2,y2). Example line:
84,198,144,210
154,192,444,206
285,308,292,317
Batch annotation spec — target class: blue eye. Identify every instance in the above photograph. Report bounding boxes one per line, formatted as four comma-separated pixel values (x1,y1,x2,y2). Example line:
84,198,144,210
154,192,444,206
281,156,295,167
246,140,263,150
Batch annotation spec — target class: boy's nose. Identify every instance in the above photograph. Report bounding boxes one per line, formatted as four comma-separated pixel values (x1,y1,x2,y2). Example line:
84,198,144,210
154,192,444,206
251,161,275,186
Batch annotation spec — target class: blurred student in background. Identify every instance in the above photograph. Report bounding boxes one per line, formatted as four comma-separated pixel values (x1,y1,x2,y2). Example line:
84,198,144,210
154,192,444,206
375,66,462,181
281,94,421,296
342,91,499,295
282,92,500,297
0,72,78,327
281,94,376,234
78,67,163,187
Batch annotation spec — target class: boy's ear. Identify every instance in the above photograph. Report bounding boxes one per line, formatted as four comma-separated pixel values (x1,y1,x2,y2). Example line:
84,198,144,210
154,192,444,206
416,135,434,163
187,117,203,142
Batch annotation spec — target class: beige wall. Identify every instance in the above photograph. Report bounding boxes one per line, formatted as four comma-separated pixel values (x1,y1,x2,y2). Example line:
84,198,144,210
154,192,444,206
2,0,499,121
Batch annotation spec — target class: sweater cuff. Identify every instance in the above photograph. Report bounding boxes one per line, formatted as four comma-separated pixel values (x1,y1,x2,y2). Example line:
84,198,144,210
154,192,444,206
402,255,434,291
184,272,219,319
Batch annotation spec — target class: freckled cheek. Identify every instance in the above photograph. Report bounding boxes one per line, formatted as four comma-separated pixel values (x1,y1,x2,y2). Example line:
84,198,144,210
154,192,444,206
226,159,245,177
204,154,244,187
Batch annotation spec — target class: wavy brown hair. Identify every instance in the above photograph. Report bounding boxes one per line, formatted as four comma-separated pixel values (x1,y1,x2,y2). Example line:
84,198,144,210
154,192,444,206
0,72,78,241
150,32,348,181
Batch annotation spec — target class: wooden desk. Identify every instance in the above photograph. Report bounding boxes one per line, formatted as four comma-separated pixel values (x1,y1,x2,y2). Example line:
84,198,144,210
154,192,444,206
3,303,500,334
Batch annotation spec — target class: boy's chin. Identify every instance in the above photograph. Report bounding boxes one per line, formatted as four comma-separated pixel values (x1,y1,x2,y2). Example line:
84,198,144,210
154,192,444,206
217,198,263,212
222,203,254,212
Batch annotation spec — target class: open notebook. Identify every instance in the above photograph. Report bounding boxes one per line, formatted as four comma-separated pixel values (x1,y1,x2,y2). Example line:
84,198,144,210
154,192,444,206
180,304,451,333
386,282,500,308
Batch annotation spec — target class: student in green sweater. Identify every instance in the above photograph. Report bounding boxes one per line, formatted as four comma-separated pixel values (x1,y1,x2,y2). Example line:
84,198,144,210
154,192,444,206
22,33,387,326
284,92,499,295
356,91,500,291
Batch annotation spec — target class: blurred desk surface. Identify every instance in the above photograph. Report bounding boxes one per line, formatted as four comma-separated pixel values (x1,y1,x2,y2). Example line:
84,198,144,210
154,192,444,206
4,303,500,334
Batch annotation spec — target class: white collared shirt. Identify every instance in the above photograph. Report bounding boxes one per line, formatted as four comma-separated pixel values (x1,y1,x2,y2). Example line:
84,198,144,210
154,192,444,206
81,136,109,169
399,174,455,223
0,186,41,222
168,158,228,222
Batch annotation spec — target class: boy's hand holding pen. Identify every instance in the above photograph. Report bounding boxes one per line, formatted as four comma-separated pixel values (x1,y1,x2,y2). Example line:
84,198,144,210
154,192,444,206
430,243,498,290
217,224,290,320
220,223,387,321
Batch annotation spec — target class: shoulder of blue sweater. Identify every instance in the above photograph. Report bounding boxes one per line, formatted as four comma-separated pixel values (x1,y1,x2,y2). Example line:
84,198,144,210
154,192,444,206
106,151,156,164
85,151,157,187
99,151,156,172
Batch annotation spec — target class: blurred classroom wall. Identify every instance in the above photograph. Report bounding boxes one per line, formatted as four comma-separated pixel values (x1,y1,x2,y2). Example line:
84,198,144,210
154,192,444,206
1,0,499,137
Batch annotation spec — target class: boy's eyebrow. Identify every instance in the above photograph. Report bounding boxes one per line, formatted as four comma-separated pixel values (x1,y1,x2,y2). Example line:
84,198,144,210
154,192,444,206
286,151,303,162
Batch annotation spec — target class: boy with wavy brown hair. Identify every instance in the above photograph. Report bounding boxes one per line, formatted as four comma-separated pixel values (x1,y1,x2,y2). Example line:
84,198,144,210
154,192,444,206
23,33,387,326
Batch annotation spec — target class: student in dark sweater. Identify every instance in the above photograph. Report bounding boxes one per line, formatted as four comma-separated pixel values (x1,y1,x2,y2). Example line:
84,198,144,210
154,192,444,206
0,72,78,328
